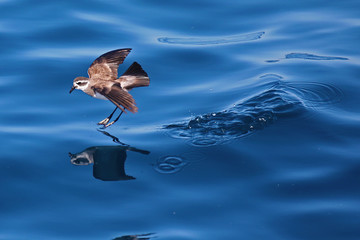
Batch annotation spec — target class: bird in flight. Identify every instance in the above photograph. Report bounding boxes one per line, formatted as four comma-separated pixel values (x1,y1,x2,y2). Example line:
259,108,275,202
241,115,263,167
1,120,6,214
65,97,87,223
70,48,149,128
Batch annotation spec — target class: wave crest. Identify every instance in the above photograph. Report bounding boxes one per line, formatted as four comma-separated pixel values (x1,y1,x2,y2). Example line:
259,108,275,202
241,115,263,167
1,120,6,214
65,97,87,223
164,79,341,147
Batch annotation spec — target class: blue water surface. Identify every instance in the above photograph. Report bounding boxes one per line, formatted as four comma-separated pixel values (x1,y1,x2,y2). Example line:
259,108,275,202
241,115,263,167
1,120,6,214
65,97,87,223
1,0,360,239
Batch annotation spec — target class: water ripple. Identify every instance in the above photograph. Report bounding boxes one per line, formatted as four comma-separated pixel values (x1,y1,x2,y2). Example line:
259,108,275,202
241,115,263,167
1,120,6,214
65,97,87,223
266,52,349,62
285,53,349,60
164,79,342,147
158,31,265,46
153,156,188,174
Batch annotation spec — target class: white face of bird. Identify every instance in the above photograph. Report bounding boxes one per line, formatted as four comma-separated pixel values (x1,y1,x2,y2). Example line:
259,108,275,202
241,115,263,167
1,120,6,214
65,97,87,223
70,77,89,93
74,80,89,90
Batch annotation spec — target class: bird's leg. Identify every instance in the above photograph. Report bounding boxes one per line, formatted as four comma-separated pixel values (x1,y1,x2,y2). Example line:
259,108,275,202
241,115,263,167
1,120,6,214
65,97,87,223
97,107,118,126
104,110,124,128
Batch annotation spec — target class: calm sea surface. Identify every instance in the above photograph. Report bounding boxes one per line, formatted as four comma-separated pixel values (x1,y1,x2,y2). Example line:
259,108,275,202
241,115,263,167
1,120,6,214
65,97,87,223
1,0,360,239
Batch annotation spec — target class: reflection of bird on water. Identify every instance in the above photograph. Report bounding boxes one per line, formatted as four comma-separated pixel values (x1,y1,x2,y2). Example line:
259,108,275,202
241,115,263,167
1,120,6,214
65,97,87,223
69,131,149,181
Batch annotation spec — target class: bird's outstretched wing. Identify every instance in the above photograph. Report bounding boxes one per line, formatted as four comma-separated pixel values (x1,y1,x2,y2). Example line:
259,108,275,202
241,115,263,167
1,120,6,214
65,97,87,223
92,83,138,113
88,48,132,81
120,62,150,91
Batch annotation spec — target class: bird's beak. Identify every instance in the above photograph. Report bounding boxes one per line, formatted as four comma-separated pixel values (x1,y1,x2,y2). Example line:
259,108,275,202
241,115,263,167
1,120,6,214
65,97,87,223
69,86,75,94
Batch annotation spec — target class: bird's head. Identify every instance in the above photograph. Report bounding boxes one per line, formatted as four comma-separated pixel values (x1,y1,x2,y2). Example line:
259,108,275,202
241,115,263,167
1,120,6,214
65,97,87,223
69,77,89,93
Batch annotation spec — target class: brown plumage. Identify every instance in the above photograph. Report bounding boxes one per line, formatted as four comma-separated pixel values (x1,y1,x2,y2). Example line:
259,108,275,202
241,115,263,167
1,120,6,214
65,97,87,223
92,83,138,113
70,48,150,127
88,48,132,81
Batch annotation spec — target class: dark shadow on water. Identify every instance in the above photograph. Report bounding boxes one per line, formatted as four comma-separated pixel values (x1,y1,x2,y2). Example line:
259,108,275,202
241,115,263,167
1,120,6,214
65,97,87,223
164,76,342,147
112,233,155,240
69,131,150,181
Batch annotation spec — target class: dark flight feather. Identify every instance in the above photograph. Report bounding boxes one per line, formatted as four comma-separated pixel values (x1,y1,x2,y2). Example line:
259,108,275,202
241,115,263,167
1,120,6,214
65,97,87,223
122,62,148,77
120,62,150,91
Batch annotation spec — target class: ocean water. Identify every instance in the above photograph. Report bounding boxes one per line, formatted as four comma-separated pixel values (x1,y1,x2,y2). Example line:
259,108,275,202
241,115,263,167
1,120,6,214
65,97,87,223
1,0,360,239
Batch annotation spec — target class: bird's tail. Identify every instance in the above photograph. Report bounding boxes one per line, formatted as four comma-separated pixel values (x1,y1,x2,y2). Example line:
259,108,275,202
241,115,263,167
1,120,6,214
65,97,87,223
119,62,150,91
